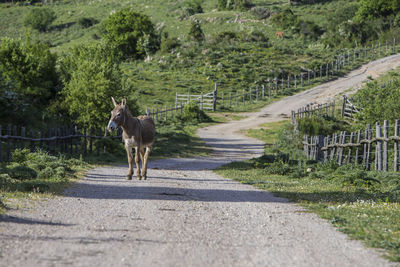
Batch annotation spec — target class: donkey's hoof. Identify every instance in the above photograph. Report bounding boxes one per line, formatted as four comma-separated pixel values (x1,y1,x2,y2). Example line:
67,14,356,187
142,175,147,180
137,175,142,180
126,175,132,180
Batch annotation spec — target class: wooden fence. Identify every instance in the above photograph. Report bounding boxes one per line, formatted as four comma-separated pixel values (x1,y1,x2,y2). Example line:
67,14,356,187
303,120,400,171
175,83,270,111
341,95,359,120
291,102,335,121
145,105,184,123
0,125,122,162
172,38,400,113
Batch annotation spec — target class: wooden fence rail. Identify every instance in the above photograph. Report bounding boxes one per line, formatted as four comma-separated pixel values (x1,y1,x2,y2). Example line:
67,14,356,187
341,95,359,120
0,125,122,162
291,102,335,121
303,120,400,171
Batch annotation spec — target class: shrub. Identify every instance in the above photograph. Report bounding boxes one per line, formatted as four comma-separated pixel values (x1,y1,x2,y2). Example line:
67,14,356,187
8,165,37,180
218,0,252,11
12,149,30,164
177,102,211,123
78,17,98,28
94,138,125,155
101,8,160,59
187,21,205,42
37,166,55,179
250,6,271,20
59,43,138,129
161,37,180,53
0,37,58,126
24,7,56,32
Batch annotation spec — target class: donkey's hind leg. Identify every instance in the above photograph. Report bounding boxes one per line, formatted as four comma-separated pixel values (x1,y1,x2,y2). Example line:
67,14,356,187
141,147,152,180
135,146,141,180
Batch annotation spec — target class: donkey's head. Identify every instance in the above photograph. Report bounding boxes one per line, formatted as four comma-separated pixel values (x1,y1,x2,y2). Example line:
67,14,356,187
107,97,127,132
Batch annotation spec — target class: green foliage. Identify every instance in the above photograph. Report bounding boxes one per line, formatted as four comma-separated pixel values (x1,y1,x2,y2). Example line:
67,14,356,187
23,7,56,32
218,0,252,11
160,37,181,53
59,43,137,129
271,8,323,40
176,102,211,124
7,165,37,180
101,8,160,60
353,78,400,124
355,0,400,22
0,37,58,126
187,20,205,42
298,116,349,136
77,17,98,28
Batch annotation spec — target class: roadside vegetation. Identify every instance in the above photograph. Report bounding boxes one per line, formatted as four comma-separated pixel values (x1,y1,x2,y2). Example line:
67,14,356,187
218,66,400,262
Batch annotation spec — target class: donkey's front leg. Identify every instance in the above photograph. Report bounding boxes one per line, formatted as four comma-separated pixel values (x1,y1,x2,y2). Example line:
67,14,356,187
135,146,141,180
125,146,133,180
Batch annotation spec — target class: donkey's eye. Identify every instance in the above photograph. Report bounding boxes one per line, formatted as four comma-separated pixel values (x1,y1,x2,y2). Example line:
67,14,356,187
115,113,121,118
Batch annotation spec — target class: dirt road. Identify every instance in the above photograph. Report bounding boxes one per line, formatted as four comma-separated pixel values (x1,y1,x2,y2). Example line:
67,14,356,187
2,54,400,266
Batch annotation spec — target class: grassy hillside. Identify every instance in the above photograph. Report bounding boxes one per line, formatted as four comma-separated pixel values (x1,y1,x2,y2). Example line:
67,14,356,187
0,0,398,110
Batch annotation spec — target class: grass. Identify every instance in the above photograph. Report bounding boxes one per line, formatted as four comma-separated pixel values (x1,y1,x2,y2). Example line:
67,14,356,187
216,120,400,262
2,0,396,110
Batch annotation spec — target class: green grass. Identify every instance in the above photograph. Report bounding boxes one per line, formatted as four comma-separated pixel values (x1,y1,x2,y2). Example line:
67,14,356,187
216,120,400,262
2,0,394,110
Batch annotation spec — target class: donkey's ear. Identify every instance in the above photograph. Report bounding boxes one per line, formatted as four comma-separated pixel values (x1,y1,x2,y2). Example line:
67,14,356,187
111,97,118,107
121,98,127,107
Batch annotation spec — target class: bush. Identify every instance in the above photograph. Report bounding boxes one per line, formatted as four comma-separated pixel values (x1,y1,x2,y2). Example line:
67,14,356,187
94,138,125,155
12,149,30,164
0,37,58,126
101,8,160,59
37,166,55,179
250,6,271,20
78,17,98,28
187,21,205,42
8,165,37,180
161,37,180,53
24,7,56,32
59,43,137,129
297,116,349,136
177,102,211,123
218,0,252,11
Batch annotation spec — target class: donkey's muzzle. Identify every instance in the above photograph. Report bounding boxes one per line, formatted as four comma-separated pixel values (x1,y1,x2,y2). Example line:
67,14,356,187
107,121,117,132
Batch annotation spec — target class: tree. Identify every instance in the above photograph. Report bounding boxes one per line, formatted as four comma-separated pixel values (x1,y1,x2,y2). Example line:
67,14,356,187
24,7,56,32
101,8,160,60
59,43,137,129
356,0,400,22
0,37,58,125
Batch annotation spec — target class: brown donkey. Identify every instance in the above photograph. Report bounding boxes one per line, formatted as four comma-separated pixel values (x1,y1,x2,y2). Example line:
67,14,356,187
107,97,155,180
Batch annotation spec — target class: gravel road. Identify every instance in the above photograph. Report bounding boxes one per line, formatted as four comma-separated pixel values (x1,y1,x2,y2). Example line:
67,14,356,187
2,54,400,266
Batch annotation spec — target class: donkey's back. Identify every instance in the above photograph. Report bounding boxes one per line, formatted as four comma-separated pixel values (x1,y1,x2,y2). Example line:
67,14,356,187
138,115,155,147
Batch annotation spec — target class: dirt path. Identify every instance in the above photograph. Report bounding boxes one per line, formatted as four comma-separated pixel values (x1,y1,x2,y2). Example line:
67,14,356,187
2,55,400,266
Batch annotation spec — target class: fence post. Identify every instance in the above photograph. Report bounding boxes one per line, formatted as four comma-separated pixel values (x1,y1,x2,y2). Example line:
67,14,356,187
347,132,354,164
330,133,337,161
341,96,346,117
21,127,25,150
262,85,265,99
200,92,203,110
0,125,2,162
383,120,389,171
376,122,383,171
355,130,361,165
213,83,218,111
395,120,399,171
7,125,11,161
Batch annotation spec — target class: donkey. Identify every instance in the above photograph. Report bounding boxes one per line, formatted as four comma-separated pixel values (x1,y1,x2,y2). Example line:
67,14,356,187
107,97,155,180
